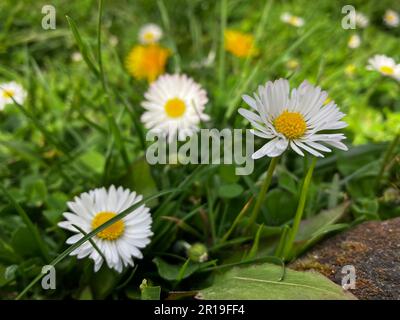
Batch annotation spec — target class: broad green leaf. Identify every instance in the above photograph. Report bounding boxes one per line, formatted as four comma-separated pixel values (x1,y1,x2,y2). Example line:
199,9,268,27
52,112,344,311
296,202,350,242
91,266,121,299
218,183,243,199
264,189,297,226
11,227,40,257
153,257,200,281
351,198,379,220
123,157,158,207
219,165,239,183
278,169,298,195
199,263,356,300
21,176,47,207
78,149,105,175
293,202,350,256
43,192,69,224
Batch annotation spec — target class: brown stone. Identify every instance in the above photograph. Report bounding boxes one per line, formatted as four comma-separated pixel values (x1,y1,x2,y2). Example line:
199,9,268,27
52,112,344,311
291,217,400,300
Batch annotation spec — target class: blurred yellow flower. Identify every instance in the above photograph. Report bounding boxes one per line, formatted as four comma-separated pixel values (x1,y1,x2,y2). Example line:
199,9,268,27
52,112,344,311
224,30,257,58
125,44,170,82
345,64,356,77
286,59,300,71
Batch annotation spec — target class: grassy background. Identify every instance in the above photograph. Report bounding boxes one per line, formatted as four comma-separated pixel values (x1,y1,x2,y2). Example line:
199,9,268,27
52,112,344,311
0,0,399,299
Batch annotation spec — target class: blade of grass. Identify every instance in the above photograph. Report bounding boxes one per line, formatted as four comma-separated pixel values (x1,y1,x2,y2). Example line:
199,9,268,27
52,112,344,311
246,223,264,260
71,224,107,262
220,197,253,243
65,16,99,76
157,0,181,72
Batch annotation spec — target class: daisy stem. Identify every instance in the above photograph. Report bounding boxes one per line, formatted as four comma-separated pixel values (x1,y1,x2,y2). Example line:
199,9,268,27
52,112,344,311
375,132,400,191
282,156,317,260
246,156,280,230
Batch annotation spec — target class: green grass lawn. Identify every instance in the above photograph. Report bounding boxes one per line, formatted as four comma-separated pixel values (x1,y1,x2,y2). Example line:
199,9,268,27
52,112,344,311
0,0,399,300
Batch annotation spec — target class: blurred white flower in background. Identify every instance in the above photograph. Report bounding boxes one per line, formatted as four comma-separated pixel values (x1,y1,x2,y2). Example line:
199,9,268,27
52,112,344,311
110,35,119,47
355,12,369,28
281,12,305,27
0,81,27,111
348,34,361,49
367,54,400,81
383,9,399,28
138,23,163,44
71,51,83,62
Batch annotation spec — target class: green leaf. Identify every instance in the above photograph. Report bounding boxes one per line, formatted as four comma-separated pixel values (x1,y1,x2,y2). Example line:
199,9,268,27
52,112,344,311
78,149,105,175
123,157,158,207
199,263,356,300
278,170,298,195
140,279,161,300
91,266,121,299
219,165,239,183
153,257,199,281
296,202,350,242
264,189,297,226
21,176,47,207
43,192,69,225
11,227,40,258
351,198,380,220
217,183,243,199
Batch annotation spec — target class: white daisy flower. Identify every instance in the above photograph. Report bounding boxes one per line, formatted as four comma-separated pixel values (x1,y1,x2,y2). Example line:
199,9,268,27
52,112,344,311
58,185,153,273
355,12,369,28
281,12,305,27
367,54,400,81
348,34,361,49
0,81,26,111
110,35,119,47
238,79,348,159
71,52,83,62
141,73,209,141
138,23,163,44
383,9,399,28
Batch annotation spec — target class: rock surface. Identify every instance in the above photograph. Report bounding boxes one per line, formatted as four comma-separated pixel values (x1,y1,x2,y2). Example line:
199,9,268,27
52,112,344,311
291,217,400,300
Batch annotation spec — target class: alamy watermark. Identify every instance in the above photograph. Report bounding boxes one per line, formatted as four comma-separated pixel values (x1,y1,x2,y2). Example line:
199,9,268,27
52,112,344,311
145,129,255,175
341,265,356,290
41,265,56,290
41,5,56,30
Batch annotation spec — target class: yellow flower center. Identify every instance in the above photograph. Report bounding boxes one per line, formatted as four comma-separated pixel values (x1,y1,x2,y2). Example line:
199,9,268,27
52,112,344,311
144,32,155,42
379,65,394,75
289,16,299,25
387,14,395,22
274,111,307,139
164,98,186,118
2,89,14,98
92,211,124,241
